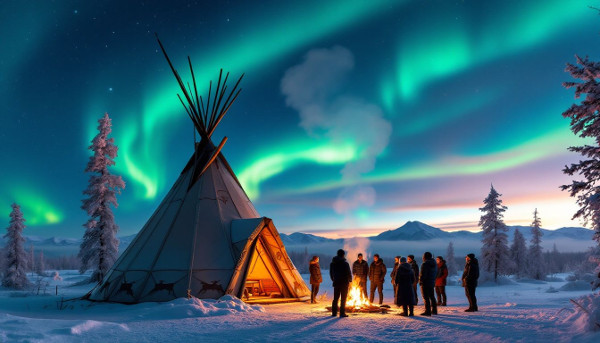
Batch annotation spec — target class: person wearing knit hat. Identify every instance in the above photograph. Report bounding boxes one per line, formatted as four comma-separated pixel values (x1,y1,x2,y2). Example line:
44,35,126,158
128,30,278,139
395,256,416,316
462,253,479,312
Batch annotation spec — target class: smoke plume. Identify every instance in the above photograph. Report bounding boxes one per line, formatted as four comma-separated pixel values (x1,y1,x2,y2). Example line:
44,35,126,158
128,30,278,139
281,46,392,217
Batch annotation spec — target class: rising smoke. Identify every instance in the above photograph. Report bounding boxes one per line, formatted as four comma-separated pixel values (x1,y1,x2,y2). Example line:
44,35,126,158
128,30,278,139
343,236,371,262
281,46,392,218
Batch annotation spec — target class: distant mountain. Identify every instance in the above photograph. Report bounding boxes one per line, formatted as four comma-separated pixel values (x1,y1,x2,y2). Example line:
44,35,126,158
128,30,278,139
280,221,594,246
446,230,479,239
119,234,138,248
0,233,139,257
279,232,339,245
543,227,594,240
502,225,593,241
0,222,593,256
372,221,450,241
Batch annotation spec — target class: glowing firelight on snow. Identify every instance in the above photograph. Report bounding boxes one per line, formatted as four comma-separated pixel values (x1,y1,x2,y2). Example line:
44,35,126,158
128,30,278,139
345,279,371,309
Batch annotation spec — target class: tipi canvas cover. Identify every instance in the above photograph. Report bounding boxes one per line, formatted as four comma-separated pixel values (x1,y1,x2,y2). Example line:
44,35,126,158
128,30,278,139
87,38,310,303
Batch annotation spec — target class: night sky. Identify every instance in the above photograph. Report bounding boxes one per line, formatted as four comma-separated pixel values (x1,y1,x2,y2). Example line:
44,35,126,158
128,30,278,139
1,0,599,239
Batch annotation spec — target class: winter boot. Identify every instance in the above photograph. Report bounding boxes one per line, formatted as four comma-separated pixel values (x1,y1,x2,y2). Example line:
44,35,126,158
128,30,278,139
399,305,408,316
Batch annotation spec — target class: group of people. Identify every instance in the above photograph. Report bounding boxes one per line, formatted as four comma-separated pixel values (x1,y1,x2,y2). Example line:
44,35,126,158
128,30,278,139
308,250,480,318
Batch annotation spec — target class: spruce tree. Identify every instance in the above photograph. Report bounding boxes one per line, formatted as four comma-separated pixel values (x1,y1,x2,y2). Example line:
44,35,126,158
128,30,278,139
562,55,600,291
528,208,545,280
78,113,125,283
479,184,511,282
510,228,528,278
446,241,457,276
2,203,30,289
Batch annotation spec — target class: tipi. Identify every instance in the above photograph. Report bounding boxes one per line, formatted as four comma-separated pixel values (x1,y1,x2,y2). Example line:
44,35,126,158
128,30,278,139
87,37,310,304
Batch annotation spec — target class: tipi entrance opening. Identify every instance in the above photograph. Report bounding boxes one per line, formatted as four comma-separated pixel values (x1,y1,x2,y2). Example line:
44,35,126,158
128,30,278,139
244,238,284,298
241,229,305,304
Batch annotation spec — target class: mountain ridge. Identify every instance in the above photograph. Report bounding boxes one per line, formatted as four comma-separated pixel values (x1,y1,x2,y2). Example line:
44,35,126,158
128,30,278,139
1,221,593,253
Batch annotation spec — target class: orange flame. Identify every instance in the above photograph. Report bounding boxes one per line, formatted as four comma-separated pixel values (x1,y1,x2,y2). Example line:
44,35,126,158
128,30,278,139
346,278,371,309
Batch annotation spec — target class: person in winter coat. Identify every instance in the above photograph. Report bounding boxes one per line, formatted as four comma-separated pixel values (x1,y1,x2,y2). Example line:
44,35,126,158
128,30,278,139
461,253,479,312
419,251,438,316
407,255,419,305
369,254,387,305
390,256,400,304
330,249,352,317
352,253,369,298
394,257,416,316
309,256,322,304
435,256,448,306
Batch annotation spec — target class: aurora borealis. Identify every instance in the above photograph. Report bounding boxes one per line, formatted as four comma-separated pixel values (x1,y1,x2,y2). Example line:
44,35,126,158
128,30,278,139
1,0,599,238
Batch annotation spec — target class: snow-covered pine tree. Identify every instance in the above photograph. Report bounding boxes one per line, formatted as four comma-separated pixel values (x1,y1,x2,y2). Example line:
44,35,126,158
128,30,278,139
528,208,545,280
446,241,457,276
2,203,30,289
561,54,600,297
510,228,528,278
479,184,511,282
78,113,125,283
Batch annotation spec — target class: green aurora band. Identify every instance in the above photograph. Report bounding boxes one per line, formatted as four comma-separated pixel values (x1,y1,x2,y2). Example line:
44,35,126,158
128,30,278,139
1,185,63,225
238,139,359,200
388,0,592,102
273,126,583,198
75,0,594,215
98,0,397,201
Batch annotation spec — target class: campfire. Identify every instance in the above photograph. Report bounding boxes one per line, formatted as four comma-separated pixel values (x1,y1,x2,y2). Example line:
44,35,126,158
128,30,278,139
346,279,371,310
326,279,389,314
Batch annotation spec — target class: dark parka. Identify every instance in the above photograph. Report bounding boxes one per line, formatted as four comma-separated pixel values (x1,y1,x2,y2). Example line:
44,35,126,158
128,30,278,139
462,257,480,287
330,256,352,287
390,261,400,285
394,263,417,306
352,259,369,279
309,260,322,285
419,258,437,287
369,259,387,283
435,260,448,287
409,260,419,284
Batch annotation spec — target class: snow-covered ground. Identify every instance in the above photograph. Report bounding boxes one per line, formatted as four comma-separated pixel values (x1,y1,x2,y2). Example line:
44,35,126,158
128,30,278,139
0,271,598,342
